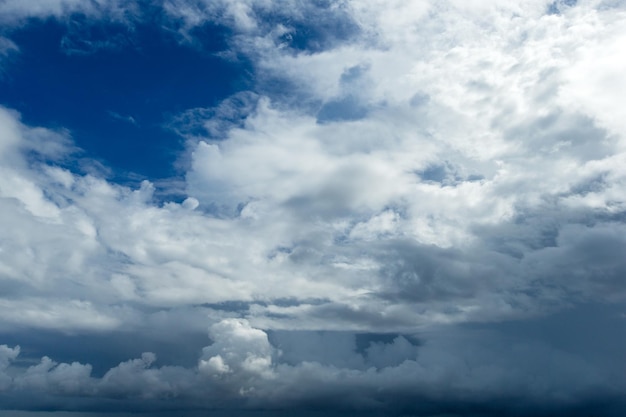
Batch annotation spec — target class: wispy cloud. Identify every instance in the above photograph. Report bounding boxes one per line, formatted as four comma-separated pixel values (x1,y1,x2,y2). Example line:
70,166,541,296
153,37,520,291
107,110,138,126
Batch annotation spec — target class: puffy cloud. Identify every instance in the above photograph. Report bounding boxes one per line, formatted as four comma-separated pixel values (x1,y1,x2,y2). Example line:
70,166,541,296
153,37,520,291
16,355,94,395
1,316,623,414
200,319,274,378
0,0,624,332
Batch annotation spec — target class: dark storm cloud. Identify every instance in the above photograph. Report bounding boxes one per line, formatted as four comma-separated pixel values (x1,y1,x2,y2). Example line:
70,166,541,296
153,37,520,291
3,310,624,415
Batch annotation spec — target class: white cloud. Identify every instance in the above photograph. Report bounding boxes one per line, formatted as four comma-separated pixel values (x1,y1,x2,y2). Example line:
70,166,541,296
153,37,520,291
0,0,625,334
558,5,626,139
199,319,275,383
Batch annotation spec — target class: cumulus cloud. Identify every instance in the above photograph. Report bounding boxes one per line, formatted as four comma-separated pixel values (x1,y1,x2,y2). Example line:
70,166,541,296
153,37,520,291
199,319,274,378
1,0,625,335
1,0,626,415
1,316,624,414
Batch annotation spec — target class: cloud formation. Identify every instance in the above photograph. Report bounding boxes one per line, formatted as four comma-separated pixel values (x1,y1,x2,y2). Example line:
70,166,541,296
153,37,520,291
1,315,624,415
1,0,626,415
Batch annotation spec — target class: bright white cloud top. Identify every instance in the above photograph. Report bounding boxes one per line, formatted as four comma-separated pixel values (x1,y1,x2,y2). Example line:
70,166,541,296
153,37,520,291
0,1,626,416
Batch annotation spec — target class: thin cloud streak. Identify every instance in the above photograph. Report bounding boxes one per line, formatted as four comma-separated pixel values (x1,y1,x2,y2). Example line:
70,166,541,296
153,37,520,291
107,111,138,126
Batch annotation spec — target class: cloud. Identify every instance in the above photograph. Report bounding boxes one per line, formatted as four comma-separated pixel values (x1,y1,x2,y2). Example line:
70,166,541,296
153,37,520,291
0,0,141,60
1,0,626,414
0,0,90,21
0,36,18,74
0,0,134,24
0,315,624,415
0,0,624,333
107,111,138,126
0,345,19,390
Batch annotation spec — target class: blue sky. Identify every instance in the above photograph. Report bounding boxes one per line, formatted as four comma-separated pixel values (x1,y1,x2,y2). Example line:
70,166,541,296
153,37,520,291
1,1,626,416
1,7,247,180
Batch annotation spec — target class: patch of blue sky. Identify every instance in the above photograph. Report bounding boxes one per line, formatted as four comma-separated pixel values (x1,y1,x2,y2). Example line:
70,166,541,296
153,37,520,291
238,0,360,53
274,13,360,53
0,9,251,182
547,0,578,15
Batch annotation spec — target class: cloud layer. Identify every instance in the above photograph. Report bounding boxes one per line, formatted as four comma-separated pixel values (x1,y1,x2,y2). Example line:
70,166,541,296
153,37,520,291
1,315,624,415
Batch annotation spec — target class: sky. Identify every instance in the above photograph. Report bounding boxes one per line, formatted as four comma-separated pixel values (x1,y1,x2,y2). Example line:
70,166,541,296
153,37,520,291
0,0,625,416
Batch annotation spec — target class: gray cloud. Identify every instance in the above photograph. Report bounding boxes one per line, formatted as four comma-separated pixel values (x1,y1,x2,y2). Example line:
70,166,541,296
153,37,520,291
1,313,624,415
